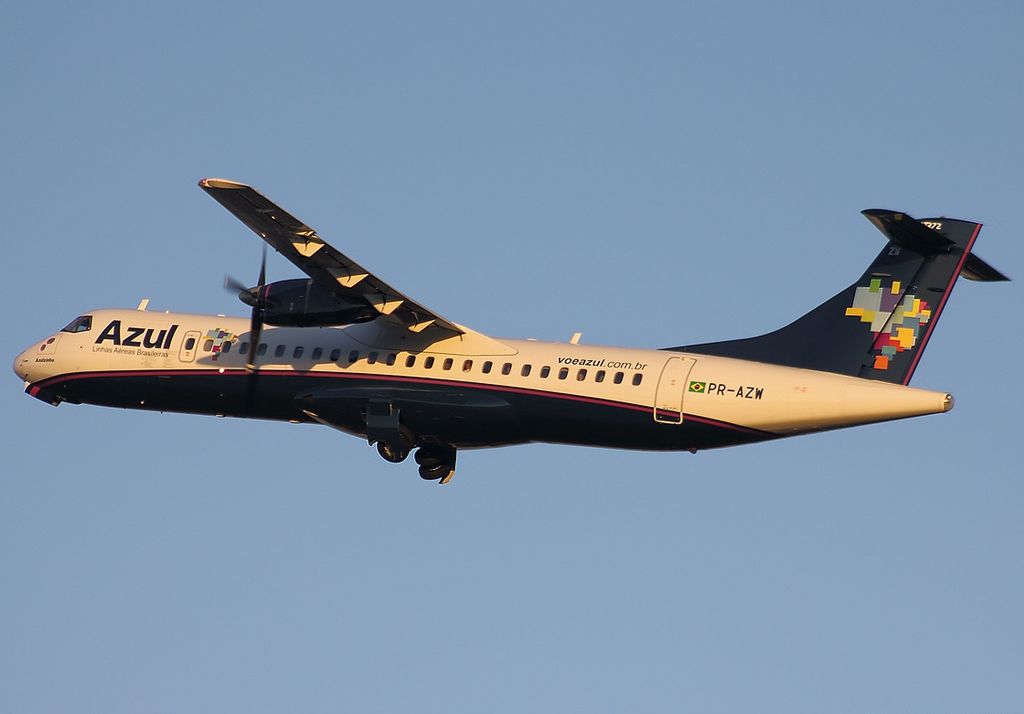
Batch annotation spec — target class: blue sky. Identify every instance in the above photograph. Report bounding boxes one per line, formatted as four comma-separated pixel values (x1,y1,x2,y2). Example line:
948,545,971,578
2,2,1022,711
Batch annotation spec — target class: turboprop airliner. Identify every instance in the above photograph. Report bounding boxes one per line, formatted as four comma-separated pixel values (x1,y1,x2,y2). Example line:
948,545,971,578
14,179,1009,484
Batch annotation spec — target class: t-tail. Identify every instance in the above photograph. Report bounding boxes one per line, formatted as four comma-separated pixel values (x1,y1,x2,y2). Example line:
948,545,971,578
669,210,1009,385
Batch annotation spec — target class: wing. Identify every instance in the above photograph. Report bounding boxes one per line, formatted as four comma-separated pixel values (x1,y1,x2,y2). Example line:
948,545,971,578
199,178,462,336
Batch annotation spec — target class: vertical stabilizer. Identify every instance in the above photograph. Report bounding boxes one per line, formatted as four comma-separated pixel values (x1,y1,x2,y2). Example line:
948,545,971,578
669,211,1008,384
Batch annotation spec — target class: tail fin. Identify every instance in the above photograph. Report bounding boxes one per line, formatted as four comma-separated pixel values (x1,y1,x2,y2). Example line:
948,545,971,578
670,210,1009,385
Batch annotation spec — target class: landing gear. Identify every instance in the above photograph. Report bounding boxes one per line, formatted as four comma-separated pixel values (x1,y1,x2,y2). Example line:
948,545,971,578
376,427,413,463
367,400,413,463
415,445,457,484
364,399,457,483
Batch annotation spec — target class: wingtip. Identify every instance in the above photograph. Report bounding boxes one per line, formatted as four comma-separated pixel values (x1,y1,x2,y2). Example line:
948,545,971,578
198,177,248,190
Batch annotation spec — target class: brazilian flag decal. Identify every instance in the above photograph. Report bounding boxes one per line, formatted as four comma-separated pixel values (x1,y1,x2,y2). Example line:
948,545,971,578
688,381,706,393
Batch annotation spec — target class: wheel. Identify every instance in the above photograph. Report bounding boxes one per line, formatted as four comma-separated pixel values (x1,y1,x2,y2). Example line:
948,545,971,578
377,440,408,463
415,449,442,468
415,445,456,481
418,461,450,480
376,426,414,463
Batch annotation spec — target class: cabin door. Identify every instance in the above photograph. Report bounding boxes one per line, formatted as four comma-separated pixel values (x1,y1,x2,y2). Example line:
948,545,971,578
653,356,696,424
178,330,201,362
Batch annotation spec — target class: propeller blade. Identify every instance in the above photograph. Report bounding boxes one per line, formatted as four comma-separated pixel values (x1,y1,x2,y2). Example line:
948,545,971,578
257,243,267,288
239,243,269,415
227,244,268,310
223,274,249,294
246,306,264,373
244,301,264,416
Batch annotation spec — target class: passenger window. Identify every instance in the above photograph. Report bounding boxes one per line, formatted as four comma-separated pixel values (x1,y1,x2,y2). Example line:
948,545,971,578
576,369,587,381
613,372,624,384
558,368,569,380
482,361,493,374
222,341,232,354
443,358,453,370
463,360,473,372
386,353,396,366
367,351,378,364
595,370,605,383
405,355,416,368
330,348,341,361
203,339,214,352
501,363,512,375
312,347,323,360
239,342,249,355
274,344,286,358
348,350,359,363
424,356,435,369
540,366,550,378
257,343,268,356
293,346,304,359
521,365,531,377
184,337,196,351
632,373,643,386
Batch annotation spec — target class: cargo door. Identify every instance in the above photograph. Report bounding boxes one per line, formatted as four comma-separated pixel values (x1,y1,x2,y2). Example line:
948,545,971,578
653,356,696,424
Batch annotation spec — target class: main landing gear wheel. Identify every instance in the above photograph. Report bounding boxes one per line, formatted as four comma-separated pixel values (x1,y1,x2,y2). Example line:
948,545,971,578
415,445,457,484
376,426,414,464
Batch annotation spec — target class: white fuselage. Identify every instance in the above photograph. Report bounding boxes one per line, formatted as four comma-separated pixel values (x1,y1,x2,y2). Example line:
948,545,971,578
15,307,953,452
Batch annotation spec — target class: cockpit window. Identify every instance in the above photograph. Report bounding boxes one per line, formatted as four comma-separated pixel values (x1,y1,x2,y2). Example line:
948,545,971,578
61,315,93,333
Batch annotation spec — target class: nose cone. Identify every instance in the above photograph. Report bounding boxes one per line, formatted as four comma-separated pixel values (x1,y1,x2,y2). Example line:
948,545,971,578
13,348,30,381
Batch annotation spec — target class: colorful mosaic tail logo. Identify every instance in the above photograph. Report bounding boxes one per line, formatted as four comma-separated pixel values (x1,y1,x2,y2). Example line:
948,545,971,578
845,278,931,371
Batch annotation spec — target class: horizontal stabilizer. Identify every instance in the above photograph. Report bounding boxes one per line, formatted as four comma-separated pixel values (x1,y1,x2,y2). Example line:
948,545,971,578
864,209,1009,281
862,209,954,253
961,252,1010,282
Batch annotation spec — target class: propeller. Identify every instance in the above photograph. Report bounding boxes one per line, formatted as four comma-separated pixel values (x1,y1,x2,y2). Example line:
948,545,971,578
224,251,274,312
223,274,253,302
224,244,268,414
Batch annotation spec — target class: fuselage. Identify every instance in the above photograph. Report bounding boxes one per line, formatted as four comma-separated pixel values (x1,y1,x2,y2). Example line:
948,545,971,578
14,307,953,453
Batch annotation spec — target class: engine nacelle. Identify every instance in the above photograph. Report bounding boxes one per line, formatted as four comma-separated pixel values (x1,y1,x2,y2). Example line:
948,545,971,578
254,279,379,327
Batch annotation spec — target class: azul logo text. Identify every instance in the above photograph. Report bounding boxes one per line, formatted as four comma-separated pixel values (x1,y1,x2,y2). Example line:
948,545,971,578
95,320,179,350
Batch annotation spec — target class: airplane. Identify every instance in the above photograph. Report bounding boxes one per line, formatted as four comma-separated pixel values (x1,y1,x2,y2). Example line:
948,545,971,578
14,179,1009,484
